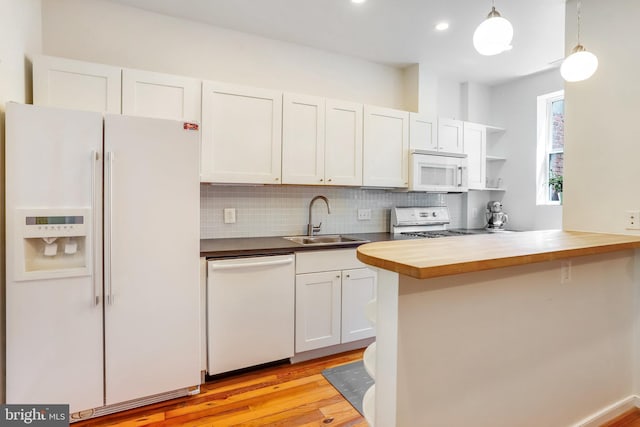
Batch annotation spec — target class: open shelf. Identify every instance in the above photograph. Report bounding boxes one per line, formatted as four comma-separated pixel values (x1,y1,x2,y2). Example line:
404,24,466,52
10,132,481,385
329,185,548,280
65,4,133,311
486,125,506,134
486,155,507,161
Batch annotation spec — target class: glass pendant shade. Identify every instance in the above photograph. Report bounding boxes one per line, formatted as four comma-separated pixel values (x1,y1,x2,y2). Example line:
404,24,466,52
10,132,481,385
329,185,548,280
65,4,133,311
560,46,598,82
561,1,598,82
473,7,514,56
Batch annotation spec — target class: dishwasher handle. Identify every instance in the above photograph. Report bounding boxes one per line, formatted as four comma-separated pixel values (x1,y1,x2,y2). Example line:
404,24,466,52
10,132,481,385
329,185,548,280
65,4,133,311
209,257,294,271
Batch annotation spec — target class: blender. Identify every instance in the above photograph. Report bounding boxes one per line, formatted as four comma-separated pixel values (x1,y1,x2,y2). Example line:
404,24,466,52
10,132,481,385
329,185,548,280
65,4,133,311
486,201,509,231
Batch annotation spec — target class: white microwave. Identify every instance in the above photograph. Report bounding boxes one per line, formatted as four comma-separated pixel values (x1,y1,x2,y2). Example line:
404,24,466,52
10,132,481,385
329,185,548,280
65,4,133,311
409,150,468,192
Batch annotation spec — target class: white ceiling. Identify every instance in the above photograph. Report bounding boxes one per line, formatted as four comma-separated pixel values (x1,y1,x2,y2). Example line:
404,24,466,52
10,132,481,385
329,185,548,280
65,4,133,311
104,0,566,86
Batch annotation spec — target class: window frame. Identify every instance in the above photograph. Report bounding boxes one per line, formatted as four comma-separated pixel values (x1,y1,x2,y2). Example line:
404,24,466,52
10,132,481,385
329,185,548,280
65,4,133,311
536,90,565,206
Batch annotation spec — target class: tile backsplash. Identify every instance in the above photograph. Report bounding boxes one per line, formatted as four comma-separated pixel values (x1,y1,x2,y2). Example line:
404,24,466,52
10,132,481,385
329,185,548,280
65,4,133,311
200,185,464,239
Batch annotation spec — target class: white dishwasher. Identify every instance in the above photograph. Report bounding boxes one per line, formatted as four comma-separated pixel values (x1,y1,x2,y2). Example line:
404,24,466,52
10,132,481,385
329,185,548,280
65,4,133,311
207,254,295,375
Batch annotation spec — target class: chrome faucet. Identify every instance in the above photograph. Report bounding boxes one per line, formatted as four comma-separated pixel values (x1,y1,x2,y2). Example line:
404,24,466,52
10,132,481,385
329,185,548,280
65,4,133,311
307,195,331,236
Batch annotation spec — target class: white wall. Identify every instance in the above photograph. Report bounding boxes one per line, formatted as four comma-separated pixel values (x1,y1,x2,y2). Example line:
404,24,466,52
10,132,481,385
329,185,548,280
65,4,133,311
563,0,640,235
0,0,42,403
394,250,637,426
437,77,464,119
461,81,491,123
41,0,405,109
490,69,564,231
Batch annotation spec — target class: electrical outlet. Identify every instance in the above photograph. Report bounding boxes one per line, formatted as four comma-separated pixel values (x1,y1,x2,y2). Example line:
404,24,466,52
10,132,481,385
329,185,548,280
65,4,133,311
358,209,372,220
561,260,572,283
223,208,236,224
625,210,640,230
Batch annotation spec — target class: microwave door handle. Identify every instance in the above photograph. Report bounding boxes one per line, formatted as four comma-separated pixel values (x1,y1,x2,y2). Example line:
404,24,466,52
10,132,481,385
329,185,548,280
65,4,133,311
458,166,463,187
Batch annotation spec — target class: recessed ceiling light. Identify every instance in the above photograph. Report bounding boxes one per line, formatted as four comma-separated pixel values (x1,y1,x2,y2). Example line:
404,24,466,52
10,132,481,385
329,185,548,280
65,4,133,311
435,22,450,31
351,0,366,4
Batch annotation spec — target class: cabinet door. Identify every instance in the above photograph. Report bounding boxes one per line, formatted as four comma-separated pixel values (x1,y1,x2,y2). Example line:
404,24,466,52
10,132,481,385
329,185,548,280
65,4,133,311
33,54,121,114
325,99,363,186
341,268,377,343
409,112,437,151
438,118,464,154
463,122,487,190
201,81,282,184
363,106,409,188
122,69,201,122
282,93,325,185
295,271,342,352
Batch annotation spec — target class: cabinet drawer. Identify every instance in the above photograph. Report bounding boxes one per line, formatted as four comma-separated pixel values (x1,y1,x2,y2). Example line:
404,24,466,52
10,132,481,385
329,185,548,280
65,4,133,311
296,249,367,274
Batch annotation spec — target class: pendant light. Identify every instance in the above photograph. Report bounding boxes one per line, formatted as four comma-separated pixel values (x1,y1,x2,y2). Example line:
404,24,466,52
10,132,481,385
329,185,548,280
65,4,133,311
473,0,513,56
561,0,598,82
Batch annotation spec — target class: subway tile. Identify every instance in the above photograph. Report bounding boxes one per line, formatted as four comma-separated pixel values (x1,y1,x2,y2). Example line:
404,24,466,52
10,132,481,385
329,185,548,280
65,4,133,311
200,185,461,239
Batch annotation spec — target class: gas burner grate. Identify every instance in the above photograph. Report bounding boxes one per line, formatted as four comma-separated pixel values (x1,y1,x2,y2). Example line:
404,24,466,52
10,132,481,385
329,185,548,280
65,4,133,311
400,230,472,238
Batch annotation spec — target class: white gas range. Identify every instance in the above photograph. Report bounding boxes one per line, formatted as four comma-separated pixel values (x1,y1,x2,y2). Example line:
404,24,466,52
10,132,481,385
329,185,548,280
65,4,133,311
390,206,483,238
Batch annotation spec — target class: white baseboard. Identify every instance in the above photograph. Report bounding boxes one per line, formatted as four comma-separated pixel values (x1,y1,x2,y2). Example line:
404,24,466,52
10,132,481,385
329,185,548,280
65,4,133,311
289,337,374,364
572,395,640,427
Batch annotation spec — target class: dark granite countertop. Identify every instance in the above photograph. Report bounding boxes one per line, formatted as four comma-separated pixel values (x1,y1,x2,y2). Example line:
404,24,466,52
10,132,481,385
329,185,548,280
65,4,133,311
199,229,509,258
200,232,395,258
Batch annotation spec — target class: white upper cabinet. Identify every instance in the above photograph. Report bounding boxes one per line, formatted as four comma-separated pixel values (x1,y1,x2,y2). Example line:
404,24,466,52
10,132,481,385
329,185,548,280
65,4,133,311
282,94,325,185
437,118,464,154
122,69,201,122
201,81,283,184
409,113,438,151
33,54,122,114
363,106,409,188
463,122,487,190
325,100,363,186
282,96,363,186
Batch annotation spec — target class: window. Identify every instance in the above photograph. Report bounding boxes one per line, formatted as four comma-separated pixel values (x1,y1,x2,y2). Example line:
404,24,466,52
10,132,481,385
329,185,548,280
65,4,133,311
536,90,564,205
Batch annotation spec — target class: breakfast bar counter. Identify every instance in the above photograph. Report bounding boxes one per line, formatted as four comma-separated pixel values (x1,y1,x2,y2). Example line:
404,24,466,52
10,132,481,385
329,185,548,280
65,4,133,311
357,230,640,279
356,230,640,427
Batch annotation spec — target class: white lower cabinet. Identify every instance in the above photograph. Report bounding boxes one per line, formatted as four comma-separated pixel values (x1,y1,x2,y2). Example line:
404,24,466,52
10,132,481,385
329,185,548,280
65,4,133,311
295,271,342,352
341,268,377,343
295,249,376,353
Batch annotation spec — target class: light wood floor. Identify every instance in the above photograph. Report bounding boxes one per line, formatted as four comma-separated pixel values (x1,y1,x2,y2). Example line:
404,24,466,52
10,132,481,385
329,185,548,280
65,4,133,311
74,349,367,426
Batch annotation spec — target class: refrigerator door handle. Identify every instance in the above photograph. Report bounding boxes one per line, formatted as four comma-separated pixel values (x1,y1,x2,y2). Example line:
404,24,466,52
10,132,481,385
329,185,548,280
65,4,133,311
105,151,114,305
91,150,101,306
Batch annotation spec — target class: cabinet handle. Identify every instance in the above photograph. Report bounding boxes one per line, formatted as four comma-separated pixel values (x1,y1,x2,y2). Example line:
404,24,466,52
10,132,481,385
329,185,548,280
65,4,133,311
346,274,350,278
210,257,294,271
105,151,114,306
275,177,280,181
320,178,324,182
336,275,340,279
328,178,332,182
91,150,100,307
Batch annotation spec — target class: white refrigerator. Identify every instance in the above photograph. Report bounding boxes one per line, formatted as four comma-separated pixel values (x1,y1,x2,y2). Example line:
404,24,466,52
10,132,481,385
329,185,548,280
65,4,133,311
5,103,201,417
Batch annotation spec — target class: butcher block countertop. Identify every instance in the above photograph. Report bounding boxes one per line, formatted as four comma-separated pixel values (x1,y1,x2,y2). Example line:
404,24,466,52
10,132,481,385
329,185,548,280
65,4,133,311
356,230,640,280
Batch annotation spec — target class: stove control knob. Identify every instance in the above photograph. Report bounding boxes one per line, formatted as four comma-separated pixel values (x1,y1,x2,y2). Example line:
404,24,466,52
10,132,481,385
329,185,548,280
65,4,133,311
432,212,437,217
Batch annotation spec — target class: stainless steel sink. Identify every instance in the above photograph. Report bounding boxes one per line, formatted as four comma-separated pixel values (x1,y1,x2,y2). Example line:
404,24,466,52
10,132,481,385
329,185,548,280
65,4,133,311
283,235,369,246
